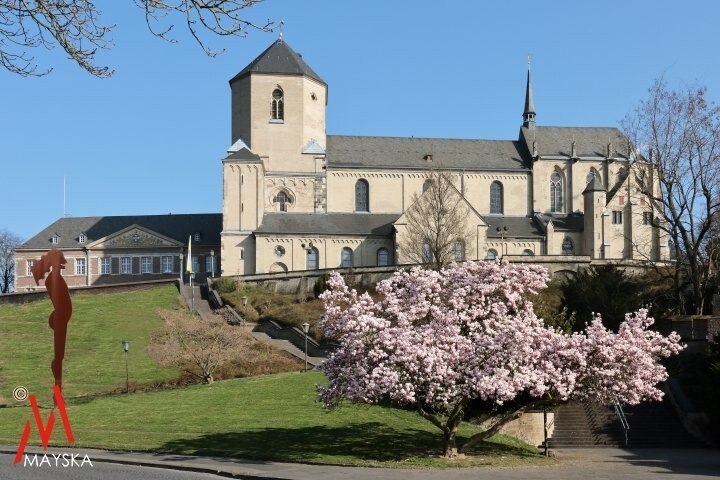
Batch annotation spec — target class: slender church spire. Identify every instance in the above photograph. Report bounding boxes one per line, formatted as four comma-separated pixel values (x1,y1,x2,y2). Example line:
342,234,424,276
523,54,536,128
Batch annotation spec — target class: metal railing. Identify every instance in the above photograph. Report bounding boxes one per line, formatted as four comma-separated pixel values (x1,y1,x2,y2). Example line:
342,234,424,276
613,396,630,446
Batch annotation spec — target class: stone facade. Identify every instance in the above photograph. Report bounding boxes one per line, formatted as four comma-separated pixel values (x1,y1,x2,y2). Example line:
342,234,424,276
220,39,668,276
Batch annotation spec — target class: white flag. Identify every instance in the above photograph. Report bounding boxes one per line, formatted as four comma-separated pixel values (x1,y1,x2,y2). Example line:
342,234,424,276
186,235,193,273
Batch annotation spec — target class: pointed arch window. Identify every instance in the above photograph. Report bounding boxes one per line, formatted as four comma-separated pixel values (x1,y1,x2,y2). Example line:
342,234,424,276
355,179,369,212
562,237,575,255
271,88,284,121
490,181,503,214
306,247,319,270
485,249,498,260
586,169,601,184
615,168,625,186
341,247,353,268
422,242,432,264
422,179,433,193
273,190,292,212
377,248,389,266
550,171,563,213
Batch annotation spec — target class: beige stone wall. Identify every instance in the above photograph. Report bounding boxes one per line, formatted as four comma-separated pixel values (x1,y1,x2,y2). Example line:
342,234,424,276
221,233,255,276
326,171,405,213
479,411,554,447
484,239,544,259
265,175,319,213
254,235,393,274
223,162,265,232
231,74,326,174
463,173,530,216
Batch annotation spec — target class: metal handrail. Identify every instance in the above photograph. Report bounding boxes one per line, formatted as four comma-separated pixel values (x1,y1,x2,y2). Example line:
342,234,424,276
613,396,630,446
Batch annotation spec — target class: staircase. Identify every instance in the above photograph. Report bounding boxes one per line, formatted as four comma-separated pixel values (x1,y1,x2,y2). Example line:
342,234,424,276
547,398,706,448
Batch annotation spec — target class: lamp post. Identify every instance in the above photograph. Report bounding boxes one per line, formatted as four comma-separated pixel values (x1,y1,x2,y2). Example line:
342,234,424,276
302,322,310,372
121,340,129,393
210,249,215,278
496,226,508,256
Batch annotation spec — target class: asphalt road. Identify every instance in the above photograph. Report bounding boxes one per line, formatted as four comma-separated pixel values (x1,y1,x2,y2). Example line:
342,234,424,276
0,454,223,480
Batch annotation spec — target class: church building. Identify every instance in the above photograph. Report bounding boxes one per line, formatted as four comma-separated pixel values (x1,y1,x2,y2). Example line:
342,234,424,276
221,38,667,276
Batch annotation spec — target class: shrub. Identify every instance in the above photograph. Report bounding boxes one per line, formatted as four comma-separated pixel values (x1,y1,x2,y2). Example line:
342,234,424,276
313,273,330,298
212,277,238,294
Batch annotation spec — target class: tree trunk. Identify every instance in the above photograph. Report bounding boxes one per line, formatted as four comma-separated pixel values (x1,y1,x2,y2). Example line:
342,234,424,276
443,430,458,457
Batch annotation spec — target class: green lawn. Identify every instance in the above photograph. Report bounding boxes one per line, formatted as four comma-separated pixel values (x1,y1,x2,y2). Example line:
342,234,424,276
0,371,547,467
0,286,181,405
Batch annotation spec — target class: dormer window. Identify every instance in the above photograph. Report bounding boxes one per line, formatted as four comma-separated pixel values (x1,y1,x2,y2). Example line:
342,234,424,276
271,88,284,121
193,232,201,242
79,233,86,244
52,234,60,245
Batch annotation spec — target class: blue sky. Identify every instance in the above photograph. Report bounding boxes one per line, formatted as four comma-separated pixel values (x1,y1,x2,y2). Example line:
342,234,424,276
2,0,719,240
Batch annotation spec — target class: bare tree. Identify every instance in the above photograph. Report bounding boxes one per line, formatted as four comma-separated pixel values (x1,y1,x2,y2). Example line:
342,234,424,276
0,229,22,294
399,168,474,271
149,308,245,384
623,79,720,314
0,0,277,78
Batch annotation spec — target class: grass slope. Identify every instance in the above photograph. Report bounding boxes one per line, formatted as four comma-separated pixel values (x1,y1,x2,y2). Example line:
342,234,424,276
0,372,547,468
0,286,181,405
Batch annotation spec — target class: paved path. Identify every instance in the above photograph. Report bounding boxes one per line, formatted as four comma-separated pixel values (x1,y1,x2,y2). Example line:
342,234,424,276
2,447,718,479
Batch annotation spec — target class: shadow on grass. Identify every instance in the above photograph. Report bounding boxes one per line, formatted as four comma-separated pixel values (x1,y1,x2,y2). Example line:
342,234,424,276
158,423,538,463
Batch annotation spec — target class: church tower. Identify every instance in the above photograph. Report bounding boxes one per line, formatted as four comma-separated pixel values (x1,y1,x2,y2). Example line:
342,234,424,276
522,61,536,129
221,38,328,276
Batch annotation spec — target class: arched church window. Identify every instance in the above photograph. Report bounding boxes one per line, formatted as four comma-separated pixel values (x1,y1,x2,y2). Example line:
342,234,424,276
273,190,292,212
586,169,601,184
490,181,503,214
355,179,369,212
562,237,574,255
422,242,433,264
377,248,389,266
485,249,498,260
454,240,465,262
615,168,625,186
522,249,534,256
271,88,284,121
306,247,319,270
422,179,433,193
341,247,353,268
550,171,563,213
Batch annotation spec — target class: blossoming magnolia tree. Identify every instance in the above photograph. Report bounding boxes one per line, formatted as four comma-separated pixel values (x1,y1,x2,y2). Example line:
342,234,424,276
318,261,683,457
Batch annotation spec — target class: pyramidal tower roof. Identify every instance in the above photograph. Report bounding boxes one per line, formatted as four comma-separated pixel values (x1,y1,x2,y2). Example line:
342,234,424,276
230,38,326,85
522,57,536,128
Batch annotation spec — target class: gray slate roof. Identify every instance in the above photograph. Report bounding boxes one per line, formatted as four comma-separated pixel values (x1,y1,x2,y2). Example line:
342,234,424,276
534,213,585,232
520,126,630,159
230,39,325,85
256,213,400,236
18,214,222,250
484,216,545,239
326,136,529,171
225,147,261,162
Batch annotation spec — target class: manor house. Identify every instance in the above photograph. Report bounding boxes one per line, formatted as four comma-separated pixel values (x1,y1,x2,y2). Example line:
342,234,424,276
221,39,667,275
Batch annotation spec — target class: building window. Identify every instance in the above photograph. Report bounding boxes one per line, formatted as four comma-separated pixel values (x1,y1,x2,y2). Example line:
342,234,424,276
205,256,216,274
485,249,498,260
271,88,284,120
306,247,319,270
454,240,465,262
341,247,353,268
78,233,86,244
27,260,34,276
522,249,534,256
612,211,623,224
618,196,625,205
274,190,292,212
490,181,503,214
615,169,625,186
422,179,433,193
550,172,563,213
643,212,653,225
162,256,173,273
355,179,369,212
586,169,600,184
192,256,200,273
377,248,389,266
101,257,111,274
52,234,60,245
75,258,86,275
120,256,132,274
193,232,201,242
141,256,152,274
422,242,432,263
562,238,575,255
274,245,286,257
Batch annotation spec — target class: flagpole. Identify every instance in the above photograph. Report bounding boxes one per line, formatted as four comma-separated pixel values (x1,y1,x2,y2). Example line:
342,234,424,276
187,236,194,313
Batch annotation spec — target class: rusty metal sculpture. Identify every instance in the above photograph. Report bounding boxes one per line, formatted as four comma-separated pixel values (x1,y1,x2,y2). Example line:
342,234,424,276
31,249,72,394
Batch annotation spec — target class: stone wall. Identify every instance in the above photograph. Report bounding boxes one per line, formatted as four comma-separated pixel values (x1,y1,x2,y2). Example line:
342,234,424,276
0,279,178,305
477,411,554,447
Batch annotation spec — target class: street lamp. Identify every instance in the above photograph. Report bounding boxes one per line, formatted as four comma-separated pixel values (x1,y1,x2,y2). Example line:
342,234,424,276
121,340,129,393
496,226,508,256
210,249,215,278
302,322,310,372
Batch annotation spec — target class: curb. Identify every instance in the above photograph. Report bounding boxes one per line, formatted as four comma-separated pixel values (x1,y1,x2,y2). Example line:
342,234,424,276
0,448,289,480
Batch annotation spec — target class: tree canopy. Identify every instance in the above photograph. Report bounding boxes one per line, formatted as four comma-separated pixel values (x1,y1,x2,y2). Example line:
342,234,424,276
318,261,683,457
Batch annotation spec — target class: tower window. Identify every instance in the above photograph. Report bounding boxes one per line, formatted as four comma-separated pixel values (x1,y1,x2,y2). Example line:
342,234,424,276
550,171,563,213
355,179,369,212
271,88,284,121
612,211,623,224
490,181,503,214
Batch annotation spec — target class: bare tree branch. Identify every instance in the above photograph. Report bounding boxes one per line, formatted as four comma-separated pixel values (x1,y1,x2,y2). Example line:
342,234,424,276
0,0,276,77
0,229,23,294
